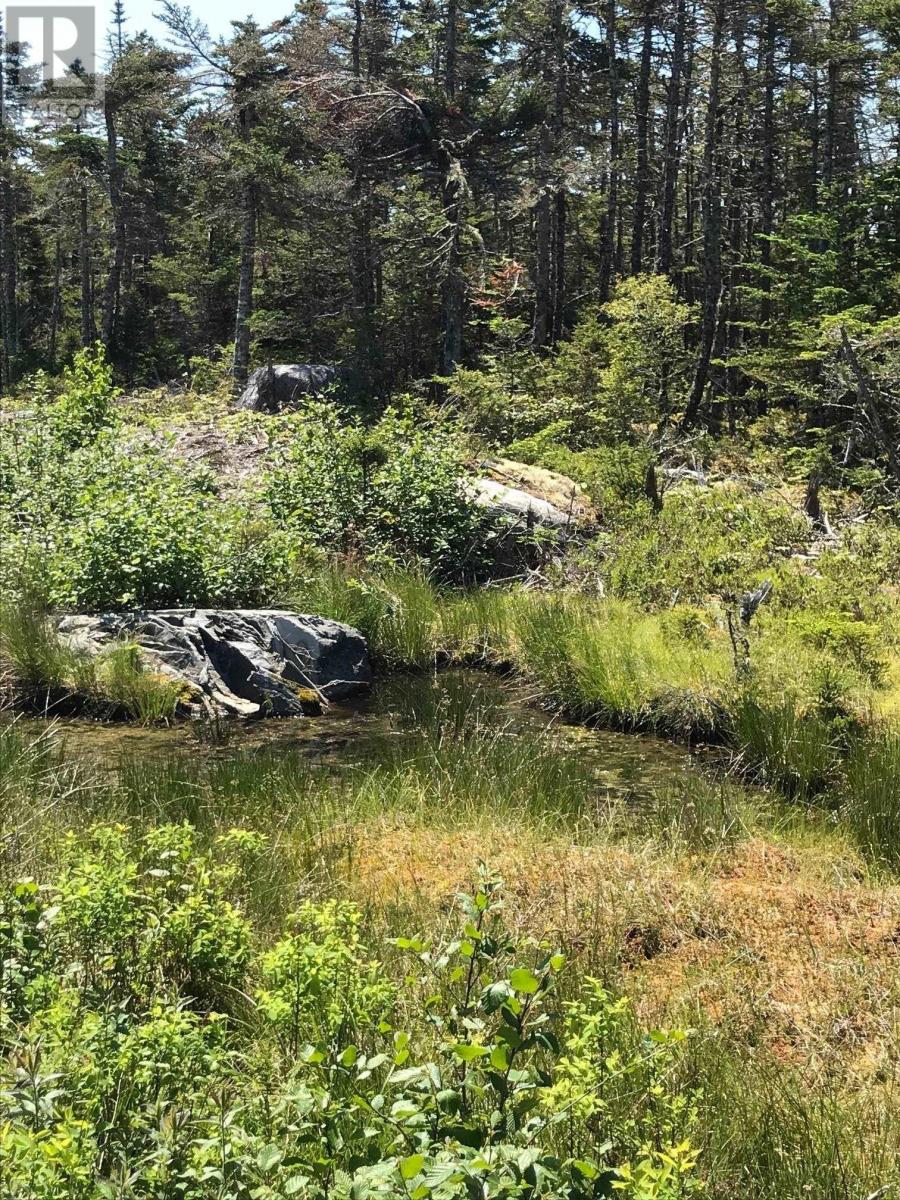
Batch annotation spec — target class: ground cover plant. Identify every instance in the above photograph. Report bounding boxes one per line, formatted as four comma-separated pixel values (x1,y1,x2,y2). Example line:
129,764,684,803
3,682,900,1199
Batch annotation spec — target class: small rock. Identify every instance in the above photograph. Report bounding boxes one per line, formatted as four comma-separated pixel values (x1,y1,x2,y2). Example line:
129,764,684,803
237,364,340,412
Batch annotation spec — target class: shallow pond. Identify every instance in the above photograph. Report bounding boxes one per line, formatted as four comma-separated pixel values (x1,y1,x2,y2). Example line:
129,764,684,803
18,670,693,818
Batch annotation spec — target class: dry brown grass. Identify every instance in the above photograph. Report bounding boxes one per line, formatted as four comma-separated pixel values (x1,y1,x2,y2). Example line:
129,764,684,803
341,817,900,1078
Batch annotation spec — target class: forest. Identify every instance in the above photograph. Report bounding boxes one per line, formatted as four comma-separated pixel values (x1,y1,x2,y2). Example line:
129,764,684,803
2,0,900,1197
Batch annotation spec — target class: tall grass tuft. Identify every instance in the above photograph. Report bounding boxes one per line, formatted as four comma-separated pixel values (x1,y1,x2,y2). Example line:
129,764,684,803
290,562,442,668
650,770,750,851
0,604,181,723
97,644,181,724
842,724,900,869
0,605,91,696
730,694,840,802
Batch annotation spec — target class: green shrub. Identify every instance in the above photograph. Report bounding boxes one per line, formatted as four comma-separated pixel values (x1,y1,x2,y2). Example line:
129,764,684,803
606,487,810,606
0,429,296,611
257,899,394,1053
508,439,653,523
267,401,493,577
790,611,886,683
48,345,120,450
0,844,702,1200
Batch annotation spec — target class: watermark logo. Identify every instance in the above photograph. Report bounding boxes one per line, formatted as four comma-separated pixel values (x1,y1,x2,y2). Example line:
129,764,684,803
4,5,102,123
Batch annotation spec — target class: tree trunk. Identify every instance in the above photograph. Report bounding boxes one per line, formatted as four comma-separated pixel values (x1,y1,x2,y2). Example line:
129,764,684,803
552,184,566,343
532,0,566,348
824,0,838,189
232,177,256,393
681,0,725,429
101,101,127,353
758,4,776,346
445,0,458,99
439,146,466,375
598,0,619,302
631,3,653,275
79,178,96,347
48,234,62,373
658,0,685,275
351,0,362,77
0,24,19,388
0,177,16,386
532,134,553,348
350,169,378,377
0,153,19,383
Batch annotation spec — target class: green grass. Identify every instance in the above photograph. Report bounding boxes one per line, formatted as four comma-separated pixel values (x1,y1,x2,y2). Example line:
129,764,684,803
0,605,181,723
693,1040,900,1199
2,683,900,1198
288,563,869,757
842,726,900,870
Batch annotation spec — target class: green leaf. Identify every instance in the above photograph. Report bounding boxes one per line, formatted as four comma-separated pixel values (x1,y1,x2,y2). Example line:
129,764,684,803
572,1159,601,1180
257,1144,283,1174
490,1044,510,1071
452,1043,490,1062
510,968,540,994
400,1154,425,1180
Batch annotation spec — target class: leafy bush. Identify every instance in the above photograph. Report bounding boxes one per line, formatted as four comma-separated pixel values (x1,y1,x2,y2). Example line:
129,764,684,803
266,401,493,577
508,438,654,523
789,612,886,684
0,837,701,1200
0,421,296,611
257,899,394,1053
48,345,120,450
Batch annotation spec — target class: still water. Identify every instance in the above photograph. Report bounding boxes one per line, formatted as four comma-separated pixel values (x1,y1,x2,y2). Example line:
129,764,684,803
19,671,692,818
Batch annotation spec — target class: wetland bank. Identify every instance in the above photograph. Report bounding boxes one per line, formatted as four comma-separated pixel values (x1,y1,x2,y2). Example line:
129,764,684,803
7,354,900,1195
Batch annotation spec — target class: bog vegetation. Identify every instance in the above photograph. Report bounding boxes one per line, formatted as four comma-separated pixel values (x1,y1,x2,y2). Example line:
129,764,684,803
3,0,900,1194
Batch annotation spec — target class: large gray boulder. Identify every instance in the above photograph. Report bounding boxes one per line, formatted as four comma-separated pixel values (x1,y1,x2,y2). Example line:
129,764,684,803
238,364,339,412
57,610,371,718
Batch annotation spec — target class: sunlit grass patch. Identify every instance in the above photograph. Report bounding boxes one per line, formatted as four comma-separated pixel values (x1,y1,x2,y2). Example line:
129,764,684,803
0,606,180,723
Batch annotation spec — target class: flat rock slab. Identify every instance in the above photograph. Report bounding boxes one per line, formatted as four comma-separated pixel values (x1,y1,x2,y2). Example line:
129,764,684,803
469,477,576,531
57,609,371,718
467,458,596,540
479,458,597,526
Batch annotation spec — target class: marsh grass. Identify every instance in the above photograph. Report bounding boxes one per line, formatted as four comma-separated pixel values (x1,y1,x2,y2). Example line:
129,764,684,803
842,725,900,869
649,770,752,851
693,1039,900,1199
291,563,443,668
97,644,182,723
729,694,842,802
0,605,91,696
4,693,900,1196
0,717,91,874
284,565,900,841
0,605,181,723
